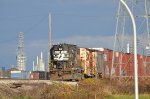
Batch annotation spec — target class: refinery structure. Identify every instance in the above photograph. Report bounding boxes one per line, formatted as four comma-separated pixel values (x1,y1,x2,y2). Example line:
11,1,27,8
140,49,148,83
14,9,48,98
16,32,26,71
32,52,45,71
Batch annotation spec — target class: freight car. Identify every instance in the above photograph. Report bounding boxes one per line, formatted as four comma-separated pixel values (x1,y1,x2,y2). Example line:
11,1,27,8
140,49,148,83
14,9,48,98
49,43,84,81
80,48,104,78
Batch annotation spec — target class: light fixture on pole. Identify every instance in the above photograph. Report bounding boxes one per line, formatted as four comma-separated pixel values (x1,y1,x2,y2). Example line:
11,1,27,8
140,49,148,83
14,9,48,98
118,0,138,99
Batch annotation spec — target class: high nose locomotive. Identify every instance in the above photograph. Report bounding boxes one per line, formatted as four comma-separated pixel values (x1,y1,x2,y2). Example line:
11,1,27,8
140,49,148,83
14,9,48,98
49,43,84,81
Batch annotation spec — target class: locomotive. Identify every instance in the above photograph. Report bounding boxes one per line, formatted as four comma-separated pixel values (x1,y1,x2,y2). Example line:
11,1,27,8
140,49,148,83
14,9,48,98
49,43,84,81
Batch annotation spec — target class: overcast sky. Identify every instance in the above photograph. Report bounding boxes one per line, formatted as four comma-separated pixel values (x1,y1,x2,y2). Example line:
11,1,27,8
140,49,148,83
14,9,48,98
0,0,118,70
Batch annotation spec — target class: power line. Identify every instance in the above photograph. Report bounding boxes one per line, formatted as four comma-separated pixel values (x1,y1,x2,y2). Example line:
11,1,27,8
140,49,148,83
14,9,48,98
0,15,47,43
0,14,47,21
52,13,114,18
24,15,47,34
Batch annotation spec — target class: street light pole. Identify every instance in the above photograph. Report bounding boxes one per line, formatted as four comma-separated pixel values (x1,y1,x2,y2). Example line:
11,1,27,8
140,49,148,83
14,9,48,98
118,0,138,99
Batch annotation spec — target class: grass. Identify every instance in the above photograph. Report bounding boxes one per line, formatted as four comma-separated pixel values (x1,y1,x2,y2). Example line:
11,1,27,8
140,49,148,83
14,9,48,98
12,96,31,99
1,78,150,99
11,94,150,99
106,94,150,99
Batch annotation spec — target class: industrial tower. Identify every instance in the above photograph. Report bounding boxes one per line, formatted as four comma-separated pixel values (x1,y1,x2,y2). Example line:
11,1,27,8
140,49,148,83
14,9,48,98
112,0,150,77
16,32,26,71
32,52,45,71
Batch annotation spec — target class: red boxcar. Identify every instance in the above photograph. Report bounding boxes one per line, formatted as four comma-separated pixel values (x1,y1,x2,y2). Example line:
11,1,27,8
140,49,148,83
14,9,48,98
98,48,150,78
30,71,50,80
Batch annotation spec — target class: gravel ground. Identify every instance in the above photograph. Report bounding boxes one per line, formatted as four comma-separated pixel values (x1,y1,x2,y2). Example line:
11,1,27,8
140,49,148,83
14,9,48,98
0,80,77,98
0,79,77,85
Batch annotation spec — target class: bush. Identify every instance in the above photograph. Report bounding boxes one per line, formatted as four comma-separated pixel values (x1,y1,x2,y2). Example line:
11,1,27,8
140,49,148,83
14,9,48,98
110,78,150,95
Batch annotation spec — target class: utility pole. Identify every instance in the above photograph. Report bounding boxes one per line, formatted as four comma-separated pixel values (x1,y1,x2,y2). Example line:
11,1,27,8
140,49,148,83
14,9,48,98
48,12,52,51
48,12,52,72
118,1,138,98
45,51,47,80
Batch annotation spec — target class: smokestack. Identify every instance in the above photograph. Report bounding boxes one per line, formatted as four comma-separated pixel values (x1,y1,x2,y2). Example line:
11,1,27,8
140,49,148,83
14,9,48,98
33,61,35,71
41,52,43,59
127,43,130,53
37,56,39,65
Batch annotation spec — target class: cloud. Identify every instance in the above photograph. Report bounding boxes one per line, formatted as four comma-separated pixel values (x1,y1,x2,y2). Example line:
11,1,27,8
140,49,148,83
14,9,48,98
53,35,115,49
25,35,116,53
53,34,150,52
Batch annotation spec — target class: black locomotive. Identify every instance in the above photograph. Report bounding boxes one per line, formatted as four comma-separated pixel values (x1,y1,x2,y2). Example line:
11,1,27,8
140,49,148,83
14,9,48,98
49,43,84,81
